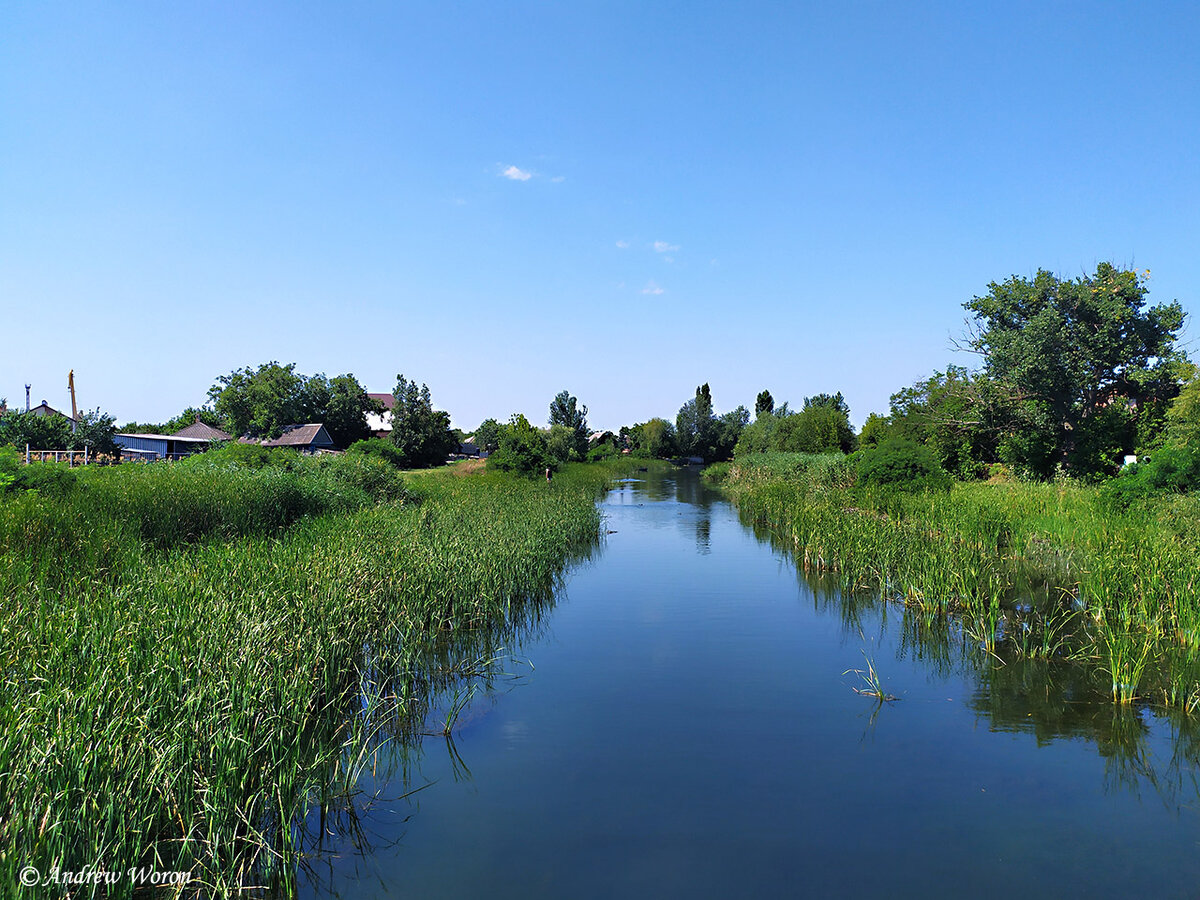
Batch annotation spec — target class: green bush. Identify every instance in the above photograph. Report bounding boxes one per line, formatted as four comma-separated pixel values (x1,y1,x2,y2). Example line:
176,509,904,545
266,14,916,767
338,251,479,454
12,461,78,497
853,438,951,493
487,414,551,476
346,437,408,468
1103,447,1200,510
586,443,617,462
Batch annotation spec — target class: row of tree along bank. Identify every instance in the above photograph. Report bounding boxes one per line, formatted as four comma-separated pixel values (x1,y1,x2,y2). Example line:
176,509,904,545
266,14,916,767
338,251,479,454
619,264,1197,486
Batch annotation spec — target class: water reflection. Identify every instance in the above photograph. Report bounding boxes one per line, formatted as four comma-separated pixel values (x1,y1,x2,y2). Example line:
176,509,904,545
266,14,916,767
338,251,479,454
727,471,1200,818
294,466,1200,898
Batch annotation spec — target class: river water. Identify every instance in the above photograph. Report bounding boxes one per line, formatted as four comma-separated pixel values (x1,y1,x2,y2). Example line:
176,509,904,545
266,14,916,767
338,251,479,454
304,467,1200,898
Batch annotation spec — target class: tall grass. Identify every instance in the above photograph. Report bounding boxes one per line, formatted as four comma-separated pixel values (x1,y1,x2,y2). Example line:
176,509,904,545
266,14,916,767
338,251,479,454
0,457,614,895
715,452,1200,710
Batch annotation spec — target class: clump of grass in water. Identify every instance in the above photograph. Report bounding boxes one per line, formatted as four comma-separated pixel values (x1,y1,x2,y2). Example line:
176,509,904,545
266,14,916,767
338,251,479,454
845,650,899,702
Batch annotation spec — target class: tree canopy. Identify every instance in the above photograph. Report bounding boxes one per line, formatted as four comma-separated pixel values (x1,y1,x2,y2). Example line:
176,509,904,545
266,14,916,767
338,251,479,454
964,263,1187,477
389,375,457,468
207,362,381,448
548,390,589,460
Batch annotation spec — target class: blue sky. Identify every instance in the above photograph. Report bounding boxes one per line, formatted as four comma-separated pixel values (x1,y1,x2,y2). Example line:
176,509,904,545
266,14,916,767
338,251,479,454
3,1,1198,431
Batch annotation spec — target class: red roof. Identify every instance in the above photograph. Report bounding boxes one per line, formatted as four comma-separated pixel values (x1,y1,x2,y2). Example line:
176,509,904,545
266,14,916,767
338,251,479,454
369,392,395,410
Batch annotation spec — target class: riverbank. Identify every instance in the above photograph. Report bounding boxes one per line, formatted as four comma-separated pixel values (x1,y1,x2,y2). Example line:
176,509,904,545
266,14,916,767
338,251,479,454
0,454,633,895
707,452,1200,712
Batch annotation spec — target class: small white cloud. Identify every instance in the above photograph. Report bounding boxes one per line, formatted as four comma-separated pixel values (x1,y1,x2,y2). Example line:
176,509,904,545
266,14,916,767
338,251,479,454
615,240,630,249
641,280,665,295
653,241,679,253
500,165,532,181
550,175,566,183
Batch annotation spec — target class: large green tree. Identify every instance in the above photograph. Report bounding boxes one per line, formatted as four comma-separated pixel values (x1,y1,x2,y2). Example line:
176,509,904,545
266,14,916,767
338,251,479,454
207,363,380,447
473,418,502,455
389,374,457,468
628,417,677,458
964,263,1187,477
676,383,715,458
548,390,589,460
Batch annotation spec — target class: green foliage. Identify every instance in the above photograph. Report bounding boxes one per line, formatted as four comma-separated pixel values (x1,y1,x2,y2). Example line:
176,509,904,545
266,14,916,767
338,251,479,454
886,366,998,479
736,400,854,456
803,391,850,415
628,417,677,458
0,410,73,451
208,362,380,447
854,438,951,492
964,263,1188,478
1165,366,1200,450
161,406,228,435
487,414,552,476
473,418,502,455
676,385,744,461
547,423,582,464
0,461,605,890
71,407,120,457
1102,447,1200,510
301,373,382,448
389,374,458,468
548,390,589,459
858,412,890,448
676,383,714,458
754,390,774,418
587,442,618,462
346,436,408,468
192,441,278,469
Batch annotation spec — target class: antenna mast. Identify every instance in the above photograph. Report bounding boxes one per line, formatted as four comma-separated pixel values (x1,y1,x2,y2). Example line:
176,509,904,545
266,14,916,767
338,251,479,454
68,370,78,433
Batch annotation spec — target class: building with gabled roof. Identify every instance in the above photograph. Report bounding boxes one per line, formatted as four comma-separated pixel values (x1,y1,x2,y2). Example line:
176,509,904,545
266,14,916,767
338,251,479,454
240,423,336,453
171,417,232,442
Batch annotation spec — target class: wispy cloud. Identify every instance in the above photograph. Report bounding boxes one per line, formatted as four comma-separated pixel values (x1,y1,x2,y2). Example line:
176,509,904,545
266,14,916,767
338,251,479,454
499,165,532,181
653,241,679,253
615,240,630,249
550,175,566,183
641,281,665,295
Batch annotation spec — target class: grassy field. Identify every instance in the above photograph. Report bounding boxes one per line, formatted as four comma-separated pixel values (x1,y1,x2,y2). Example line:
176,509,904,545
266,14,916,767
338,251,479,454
709,452,1200,711
0,453,625,896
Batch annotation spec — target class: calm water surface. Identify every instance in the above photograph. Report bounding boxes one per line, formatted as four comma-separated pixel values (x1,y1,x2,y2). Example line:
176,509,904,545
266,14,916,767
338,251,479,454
305,468,1200,898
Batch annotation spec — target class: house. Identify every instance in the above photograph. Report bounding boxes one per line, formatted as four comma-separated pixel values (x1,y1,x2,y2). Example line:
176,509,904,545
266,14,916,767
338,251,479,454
114,432,215,460
28,400,74,423
241,423,336,454
367,392,394,438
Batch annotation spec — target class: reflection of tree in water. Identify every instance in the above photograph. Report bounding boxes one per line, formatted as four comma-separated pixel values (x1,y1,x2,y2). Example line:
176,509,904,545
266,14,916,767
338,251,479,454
694,513,712,554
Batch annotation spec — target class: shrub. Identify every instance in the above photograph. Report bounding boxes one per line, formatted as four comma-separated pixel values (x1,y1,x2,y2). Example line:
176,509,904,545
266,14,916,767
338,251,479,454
586,443,617,462
854,438,951,493
346,437,408,469
487,415,551,476
12,461,78,497
1102,447,1200,510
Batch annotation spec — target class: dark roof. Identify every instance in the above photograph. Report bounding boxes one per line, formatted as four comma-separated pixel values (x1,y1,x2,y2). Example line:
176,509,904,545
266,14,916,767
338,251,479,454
171,419,231,441
262,424,335,448
369,392,395,410
29,401,73,421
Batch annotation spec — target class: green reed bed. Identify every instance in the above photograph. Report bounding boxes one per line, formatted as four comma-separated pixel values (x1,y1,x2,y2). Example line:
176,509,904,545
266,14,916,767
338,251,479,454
1,456,613,896
713,453,1200,711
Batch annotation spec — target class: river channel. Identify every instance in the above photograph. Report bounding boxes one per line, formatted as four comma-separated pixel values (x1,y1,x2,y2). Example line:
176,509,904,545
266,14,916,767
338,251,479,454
304,467,1200,898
